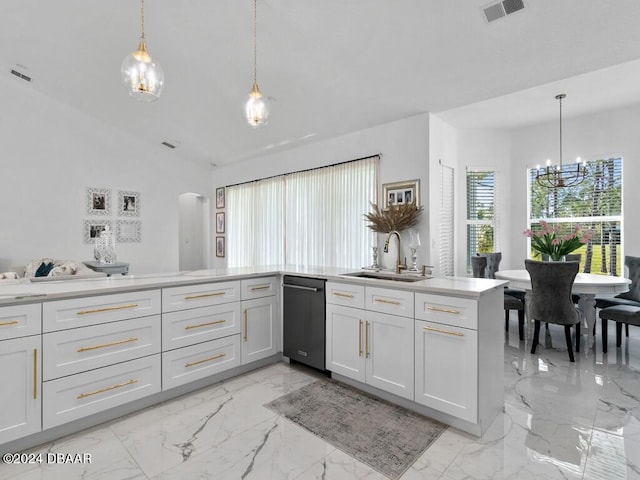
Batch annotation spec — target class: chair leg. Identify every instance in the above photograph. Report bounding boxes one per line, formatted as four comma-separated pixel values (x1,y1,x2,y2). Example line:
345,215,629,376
626,323,629,337
575,322,580,353
602,318,608,354
517,309,525,341
505,310,509,332
564,325,575,362
616,322,623,347
531,320,541,354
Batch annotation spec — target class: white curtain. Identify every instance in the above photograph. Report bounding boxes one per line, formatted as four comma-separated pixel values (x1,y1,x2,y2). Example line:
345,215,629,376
227,156,377,268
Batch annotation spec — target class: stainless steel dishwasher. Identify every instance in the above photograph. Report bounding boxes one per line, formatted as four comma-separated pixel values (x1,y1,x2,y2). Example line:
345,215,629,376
283,275,326,371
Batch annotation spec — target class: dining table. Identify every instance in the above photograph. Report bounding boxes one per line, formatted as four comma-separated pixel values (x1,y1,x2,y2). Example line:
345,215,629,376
495,270,631,349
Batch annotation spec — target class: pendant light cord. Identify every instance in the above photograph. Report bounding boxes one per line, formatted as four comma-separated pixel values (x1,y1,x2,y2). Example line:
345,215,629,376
559,95,563,167
253,0,257,84
141,0,145,39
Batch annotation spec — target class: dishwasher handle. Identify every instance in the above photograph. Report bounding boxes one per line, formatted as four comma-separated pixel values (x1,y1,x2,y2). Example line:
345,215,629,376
283,284,320,292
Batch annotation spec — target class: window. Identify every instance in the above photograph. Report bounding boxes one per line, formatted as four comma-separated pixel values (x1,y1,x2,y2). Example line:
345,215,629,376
528,157,623,275
227,156,378,269
466,169,498,272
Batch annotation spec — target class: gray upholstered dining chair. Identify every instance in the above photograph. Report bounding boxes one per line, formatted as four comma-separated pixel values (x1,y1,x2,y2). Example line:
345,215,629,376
473,253,525,340
525,259,581,362
599,305,640,353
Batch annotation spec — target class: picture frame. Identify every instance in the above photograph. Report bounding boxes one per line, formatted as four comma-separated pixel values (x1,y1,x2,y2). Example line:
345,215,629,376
216,212,225,233
86,187,111,215
216,187,225,209
116,220,142,243
216,236,225,257
382,179,421,209
119,190,140,217
84,219,112,244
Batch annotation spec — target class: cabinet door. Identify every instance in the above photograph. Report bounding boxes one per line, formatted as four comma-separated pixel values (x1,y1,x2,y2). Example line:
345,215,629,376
415,320,478,423
0,336,41,444
325,304,365,383
241,296,278,364
365,310,414,400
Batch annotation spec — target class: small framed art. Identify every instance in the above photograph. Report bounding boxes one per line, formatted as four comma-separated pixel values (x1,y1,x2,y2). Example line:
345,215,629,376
119,190,140,216
216,236,225,257
216,212,225,233
84,220,112,243
116,220,142,243
216,187,225,209
382,179,421,209
87,187,111,215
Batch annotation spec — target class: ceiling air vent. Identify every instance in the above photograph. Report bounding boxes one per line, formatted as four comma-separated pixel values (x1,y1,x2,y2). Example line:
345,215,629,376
482,0,525,23
10,69,32,82
162,141,176,149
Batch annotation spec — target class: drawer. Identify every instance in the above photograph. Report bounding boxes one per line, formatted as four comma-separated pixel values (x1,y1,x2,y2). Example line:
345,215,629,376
43,290,161,333
42,354,161,429
326,282,365,309
365,286,414,318
241,276,278,300
415,293,478,330
162,335,241,390
43,315,161,380
162,281,240,313
163,303,241,351
0,303,41,340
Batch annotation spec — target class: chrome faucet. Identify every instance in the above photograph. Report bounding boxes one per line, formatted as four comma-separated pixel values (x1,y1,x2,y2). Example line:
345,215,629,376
383,230,406,274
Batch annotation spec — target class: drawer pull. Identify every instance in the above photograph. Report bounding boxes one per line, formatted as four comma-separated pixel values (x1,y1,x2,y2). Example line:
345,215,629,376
77,379,138,399
33,349,37,400
185,292,225,300
77,337,139,353
424,326,464,337
0,320,19,327
185,353,226,368
243,309,248,341
365,321,370,357
185,319,226,330
426,306,461,315
250,285,270,291
76,303,138,315
374,298,401,306
358,320,363,357
333,292,354,299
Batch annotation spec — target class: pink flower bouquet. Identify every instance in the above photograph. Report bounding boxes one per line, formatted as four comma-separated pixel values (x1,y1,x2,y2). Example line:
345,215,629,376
523,220,592,261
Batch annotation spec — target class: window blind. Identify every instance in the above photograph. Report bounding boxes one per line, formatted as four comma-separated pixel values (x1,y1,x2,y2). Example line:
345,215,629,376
466,170,498,272
439,164,455,276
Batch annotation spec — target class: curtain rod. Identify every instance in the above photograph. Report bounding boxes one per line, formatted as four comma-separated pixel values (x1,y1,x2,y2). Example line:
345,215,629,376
225,153,381,188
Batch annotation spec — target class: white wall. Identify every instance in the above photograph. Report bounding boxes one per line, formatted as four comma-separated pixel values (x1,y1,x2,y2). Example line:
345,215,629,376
211,114,431,270
0,75,211,274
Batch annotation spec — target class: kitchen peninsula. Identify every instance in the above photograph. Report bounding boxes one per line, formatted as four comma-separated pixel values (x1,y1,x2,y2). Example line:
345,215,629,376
0,266,506,454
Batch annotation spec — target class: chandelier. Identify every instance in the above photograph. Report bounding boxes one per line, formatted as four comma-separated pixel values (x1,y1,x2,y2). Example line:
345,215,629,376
535,94,587,188
121,0,164,101
245,0,269,127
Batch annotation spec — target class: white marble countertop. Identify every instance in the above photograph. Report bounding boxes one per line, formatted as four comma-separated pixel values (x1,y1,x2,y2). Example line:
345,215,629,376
0,264,506,305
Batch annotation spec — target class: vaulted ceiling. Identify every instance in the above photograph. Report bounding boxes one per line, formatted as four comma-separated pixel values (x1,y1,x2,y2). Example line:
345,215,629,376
2,1,640,167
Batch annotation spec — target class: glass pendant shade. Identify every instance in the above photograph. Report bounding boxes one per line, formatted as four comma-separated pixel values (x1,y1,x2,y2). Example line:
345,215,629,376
121,38,164,101
245,82,269,127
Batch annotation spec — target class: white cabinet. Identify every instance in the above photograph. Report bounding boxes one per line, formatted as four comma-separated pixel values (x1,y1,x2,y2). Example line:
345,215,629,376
414,320,478,423
326,284,414,400
0,335,41,444
0,303,41,341
241,296,278,364
240,276,279,300
162,281,240,313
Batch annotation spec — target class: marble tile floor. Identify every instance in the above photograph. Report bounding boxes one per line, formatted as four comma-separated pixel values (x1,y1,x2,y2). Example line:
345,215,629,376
2,323,640,480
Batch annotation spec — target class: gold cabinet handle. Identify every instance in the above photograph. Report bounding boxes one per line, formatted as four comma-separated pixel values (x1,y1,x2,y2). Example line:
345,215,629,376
0,320,19,327
374,298,401,306
424,326,464,337
77,337,138,353
365,320,370,358
185,292,225,300
243,309,248,341
185,353,226,368
77,303,138,315
426,306,460,315
333,292,354,299
185,319,226,330
33,349,37,400
358,320,363,357
250,285,270,291
77,379,138,399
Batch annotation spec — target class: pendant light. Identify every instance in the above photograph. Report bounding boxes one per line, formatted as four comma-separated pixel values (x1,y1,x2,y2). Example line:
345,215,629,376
535,94,587,188
245,0,269,127
121,0,164,101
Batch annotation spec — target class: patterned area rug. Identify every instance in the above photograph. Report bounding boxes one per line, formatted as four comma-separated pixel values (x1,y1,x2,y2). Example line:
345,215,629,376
264,379,447,479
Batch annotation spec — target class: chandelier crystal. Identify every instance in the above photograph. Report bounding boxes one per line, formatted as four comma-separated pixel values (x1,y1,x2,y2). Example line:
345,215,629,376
535,94,587,188
245,0,269,127
121,0,164,101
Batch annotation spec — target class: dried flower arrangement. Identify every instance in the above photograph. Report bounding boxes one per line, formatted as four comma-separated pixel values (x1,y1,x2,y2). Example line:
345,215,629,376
363,201,423,233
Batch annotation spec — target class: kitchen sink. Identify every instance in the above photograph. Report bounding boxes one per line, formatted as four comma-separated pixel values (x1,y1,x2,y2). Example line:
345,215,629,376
341,271,427,282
